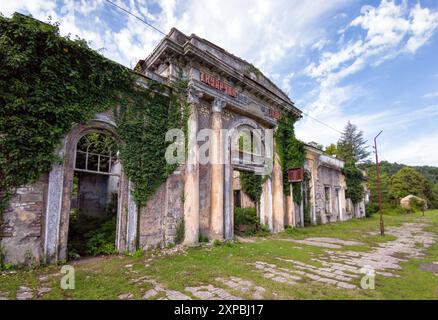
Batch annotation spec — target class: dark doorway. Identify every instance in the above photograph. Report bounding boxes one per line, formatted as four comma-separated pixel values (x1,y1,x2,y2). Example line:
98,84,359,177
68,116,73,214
68,132,120,259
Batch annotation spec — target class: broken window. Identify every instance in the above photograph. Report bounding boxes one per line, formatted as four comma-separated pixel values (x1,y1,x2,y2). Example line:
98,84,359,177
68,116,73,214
75,132,118,174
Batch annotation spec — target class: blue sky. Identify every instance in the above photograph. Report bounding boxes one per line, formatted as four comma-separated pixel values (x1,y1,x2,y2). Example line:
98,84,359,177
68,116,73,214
1,0,438,166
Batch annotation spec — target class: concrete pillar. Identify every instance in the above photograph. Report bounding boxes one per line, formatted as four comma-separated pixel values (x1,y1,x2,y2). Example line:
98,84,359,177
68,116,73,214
311,174,317,225
224,161,233,240
272,147,285,233
126,181,138,253
210,98,226,239
260,176,273,230
286,194,295,227
44,164,64,264
183,100,199,245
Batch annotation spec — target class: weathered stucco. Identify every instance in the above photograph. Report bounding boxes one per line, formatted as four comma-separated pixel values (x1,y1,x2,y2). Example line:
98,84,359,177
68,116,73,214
139,170,184,249
0,176,47,265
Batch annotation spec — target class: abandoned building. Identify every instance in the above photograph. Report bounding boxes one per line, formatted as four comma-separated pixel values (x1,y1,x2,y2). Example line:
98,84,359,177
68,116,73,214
0,27,367,266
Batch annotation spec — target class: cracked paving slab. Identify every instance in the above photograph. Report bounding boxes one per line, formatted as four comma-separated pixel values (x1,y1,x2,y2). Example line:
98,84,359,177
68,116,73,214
279,237,364,249
253,223,436,291
185,284,241,300
215,276,266,299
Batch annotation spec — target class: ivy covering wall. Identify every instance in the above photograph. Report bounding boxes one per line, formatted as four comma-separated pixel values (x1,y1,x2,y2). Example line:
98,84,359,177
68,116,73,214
0,13,188,217
114,80,189,206
239,171,263,203
275,113,305,203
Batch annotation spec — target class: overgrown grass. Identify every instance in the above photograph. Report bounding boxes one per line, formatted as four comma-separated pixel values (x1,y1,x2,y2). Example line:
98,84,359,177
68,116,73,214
1,210,437,299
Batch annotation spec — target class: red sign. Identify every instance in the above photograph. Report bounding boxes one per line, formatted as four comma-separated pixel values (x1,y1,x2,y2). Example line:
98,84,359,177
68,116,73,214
263,107,280,120
200,72,237,98
288,167,304,183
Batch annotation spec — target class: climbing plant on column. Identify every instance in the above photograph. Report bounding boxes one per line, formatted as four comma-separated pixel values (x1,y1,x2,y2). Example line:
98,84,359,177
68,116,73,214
275,113,305,203
240,171,263,203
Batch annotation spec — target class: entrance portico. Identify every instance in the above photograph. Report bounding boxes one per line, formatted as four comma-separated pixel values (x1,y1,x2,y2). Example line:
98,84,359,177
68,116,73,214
138,28,301,243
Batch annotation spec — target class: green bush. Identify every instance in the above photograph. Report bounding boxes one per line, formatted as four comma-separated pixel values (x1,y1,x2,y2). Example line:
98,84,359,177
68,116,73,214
366,202,379,218
174,218,185,245
84,217,117,256
256,224,271,237
408,197,427,213
234,208,258,225
213,239,222,247
234,207,261,236
199,234,209,243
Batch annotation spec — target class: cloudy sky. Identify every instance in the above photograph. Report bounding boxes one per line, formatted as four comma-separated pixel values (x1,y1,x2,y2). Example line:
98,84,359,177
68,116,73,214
1,0,438,166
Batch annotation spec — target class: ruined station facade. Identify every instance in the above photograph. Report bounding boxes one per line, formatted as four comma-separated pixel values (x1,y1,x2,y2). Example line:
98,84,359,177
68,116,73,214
0,28,366,265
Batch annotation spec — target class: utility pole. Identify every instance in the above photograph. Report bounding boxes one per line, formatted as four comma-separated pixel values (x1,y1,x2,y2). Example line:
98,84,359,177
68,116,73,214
374,131,384,236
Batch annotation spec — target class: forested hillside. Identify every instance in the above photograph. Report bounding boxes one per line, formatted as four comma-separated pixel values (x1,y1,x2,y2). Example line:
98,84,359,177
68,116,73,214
359,161,438,210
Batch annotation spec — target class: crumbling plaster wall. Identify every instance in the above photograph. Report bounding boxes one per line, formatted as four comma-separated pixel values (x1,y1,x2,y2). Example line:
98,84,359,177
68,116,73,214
314,165,343,224
138,169,184,249
0,175,48,266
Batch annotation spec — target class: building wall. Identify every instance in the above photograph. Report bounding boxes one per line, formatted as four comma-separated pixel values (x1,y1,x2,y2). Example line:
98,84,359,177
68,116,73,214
138,169,184,249
0,175,47,265
304,148,349,225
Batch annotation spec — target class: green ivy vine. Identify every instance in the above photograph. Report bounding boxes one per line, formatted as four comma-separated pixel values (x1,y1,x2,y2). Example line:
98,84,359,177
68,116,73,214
239,171,263,203
0,13,189,220
114,78,189,207
343,160,365,204
275,113,305,204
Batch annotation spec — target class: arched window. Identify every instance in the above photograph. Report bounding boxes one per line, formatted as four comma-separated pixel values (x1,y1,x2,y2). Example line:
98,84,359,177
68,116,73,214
75,132,119,175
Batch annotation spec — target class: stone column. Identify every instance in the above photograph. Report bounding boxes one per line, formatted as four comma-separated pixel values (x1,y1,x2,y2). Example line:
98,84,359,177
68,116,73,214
286,191,295,227
210,98,226,240
126,181,138,253
224,161,233,240
309,163,317,225
272,145,285,233
44,164,64,264
183,92,200,245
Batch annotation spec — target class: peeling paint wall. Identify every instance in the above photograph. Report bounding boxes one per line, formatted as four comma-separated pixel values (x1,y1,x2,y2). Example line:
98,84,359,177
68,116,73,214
0,175,47,266
138,169,184,249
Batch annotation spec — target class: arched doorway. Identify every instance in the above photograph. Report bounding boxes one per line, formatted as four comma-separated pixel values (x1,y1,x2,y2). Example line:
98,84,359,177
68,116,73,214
224,119,271,240
68,132,120,259
43,118,137,264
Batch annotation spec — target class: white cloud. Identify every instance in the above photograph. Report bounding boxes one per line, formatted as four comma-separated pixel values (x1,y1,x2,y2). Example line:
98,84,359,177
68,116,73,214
0,0,351,71
422,92,438,99
386,131,438,166
306,1,438,84
296,0,438,164
2,0,438,165
296,103,438,164
281,73,295,95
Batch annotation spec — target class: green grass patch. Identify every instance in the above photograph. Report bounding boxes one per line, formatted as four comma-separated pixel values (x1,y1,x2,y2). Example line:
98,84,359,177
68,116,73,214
1,210,438,299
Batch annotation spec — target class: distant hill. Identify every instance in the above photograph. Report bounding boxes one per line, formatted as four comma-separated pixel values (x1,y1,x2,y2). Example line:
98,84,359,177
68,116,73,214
360,161,438,184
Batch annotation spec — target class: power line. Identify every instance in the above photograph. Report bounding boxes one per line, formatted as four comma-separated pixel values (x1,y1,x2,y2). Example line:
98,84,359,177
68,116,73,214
104,0,166,36
301,111,343,134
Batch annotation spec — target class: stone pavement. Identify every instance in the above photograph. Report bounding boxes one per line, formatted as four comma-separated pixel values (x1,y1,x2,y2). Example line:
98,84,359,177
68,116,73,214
123,274,266,300
252,223,436,290
9,222,437,299
280,237,364,249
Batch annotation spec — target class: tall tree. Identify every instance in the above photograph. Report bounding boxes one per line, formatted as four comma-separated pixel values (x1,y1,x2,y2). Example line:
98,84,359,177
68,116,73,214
325,144,337,156
389,167,430,202
337,121,370,163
